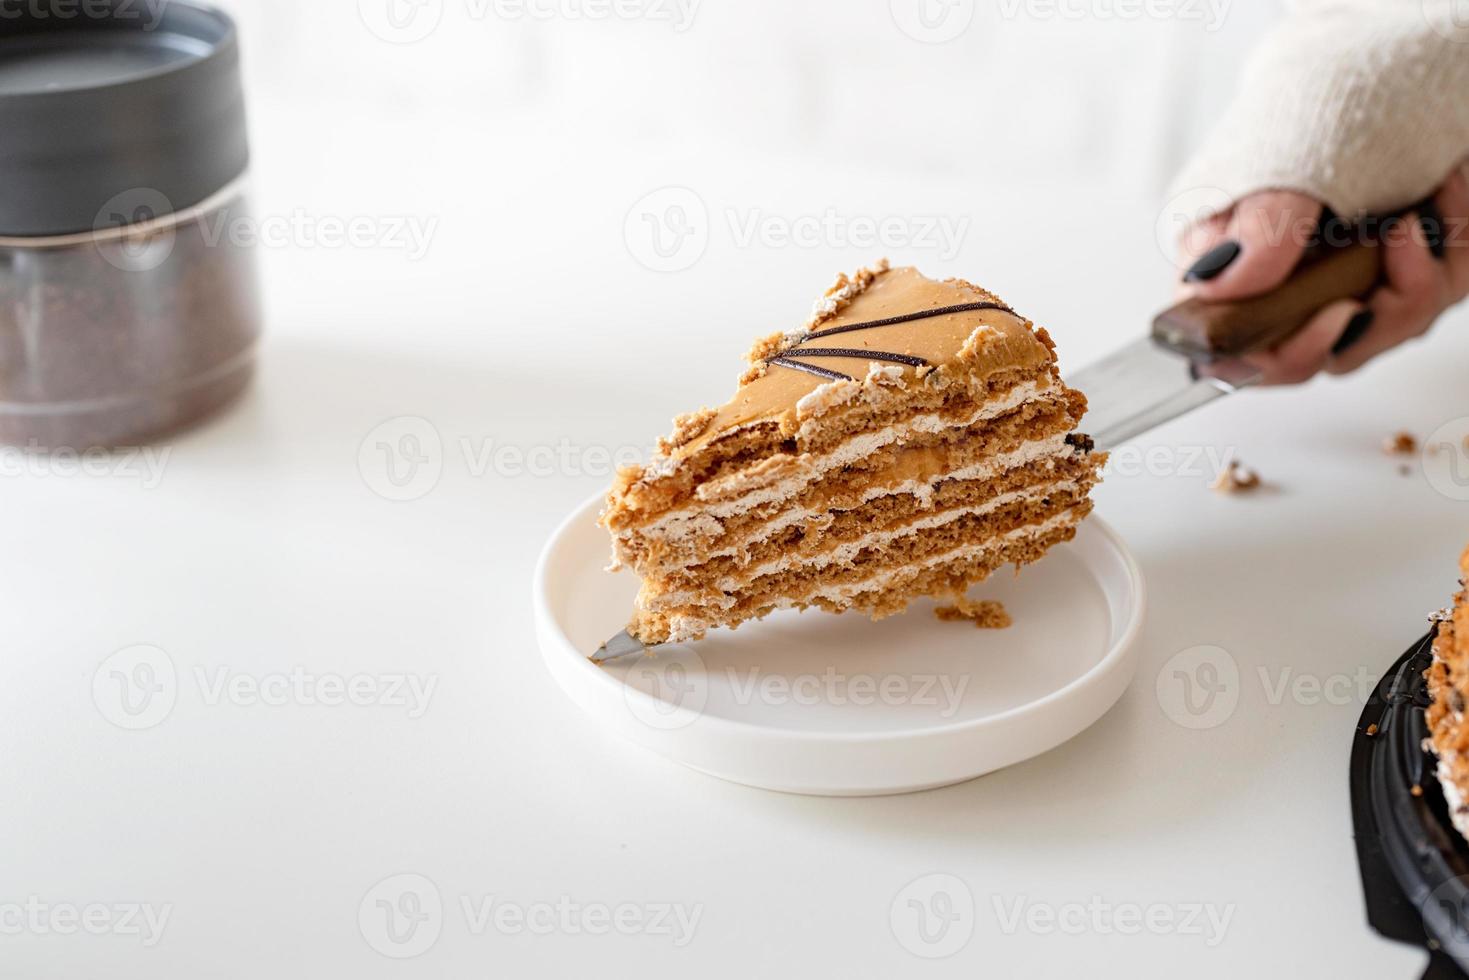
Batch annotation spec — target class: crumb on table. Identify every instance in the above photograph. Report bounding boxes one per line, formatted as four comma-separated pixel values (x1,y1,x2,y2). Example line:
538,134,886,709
1385,431,1418,455
1211,460,1262,494
935,597,1012,630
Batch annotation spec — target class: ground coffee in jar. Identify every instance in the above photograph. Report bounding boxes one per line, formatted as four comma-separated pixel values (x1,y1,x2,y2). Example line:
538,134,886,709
0,1,259,449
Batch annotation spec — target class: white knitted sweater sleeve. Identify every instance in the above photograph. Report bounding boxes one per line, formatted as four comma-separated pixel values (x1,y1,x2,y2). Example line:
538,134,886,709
1170,0,1469,217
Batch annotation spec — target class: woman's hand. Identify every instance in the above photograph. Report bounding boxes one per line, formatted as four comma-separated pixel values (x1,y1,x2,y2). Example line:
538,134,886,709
1175,166,1469,385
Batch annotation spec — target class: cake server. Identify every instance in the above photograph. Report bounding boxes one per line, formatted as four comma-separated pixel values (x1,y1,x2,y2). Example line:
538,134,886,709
595,230,1389,662
594,630,648,662
1072,229,1385,451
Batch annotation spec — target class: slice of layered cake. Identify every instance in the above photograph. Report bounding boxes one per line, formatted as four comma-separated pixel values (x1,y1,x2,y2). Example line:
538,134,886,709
601,261,1106,646
1426,546,1469,838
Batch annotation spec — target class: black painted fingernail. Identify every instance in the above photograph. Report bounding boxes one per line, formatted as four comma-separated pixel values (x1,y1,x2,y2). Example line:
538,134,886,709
1421,201,1446,259
1315,206,1345,248
1184,240,1241,282
1332,310,1375,355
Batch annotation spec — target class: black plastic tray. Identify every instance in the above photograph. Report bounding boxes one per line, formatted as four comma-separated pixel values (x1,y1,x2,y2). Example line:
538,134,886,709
1351,628,1469,979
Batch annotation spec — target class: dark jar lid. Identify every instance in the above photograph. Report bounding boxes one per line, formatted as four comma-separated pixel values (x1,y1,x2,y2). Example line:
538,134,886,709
0,0,248,237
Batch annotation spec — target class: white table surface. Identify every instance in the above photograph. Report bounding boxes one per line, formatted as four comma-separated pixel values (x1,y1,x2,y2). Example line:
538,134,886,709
7,55,1469,980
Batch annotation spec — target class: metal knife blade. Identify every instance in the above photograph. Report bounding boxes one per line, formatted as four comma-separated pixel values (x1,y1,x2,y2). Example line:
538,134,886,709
1065,339,1260,451
592,630,646,663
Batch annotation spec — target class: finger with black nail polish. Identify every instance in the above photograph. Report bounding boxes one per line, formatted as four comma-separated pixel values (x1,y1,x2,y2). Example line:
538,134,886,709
1184,240,1241,282
1331,309,1376,355
1420,201,1446,259
1316,206,1346,248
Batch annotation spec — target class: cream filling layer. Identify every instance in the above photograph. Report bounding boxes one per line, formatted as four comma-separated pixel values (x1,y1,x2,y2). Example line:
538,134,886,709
630,378,1061,541
645,478,1085,606
650,434,1076,571
655,508,1082,642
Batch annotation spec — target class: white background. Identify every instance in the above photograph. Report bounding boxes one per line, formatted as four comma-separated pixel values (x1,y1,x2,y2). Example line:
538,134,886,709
4,0,1469,976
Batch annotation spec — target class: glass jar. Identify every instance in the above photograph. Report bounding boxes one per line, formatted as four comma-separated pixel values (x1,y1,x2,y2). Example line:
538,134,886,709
0,1,258,449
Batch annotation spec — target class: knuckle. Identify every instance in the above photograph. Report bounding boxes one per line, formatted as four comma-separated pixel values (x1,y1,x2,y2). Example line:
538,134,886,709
1407,291,1445,322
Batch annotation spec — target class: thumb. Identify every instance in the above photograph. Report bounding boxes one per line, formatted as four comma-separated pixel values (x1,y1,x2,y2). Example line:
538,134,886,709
1182,190,1322,301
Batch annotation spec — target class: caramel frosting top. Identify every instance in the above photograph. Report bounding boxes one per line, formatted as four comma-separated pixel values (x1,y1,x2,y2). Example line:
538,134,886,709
668,264,1055,459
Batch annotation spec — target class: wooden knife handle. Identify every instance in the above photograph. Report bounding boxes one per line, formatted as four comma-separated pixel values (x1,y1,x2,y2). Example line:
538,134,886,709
1152,236,1385,361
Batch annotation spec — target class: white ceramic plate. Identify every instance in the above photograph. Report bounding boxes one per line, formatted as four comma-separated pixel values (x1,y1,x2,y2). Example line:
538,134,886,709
534,494,1146,796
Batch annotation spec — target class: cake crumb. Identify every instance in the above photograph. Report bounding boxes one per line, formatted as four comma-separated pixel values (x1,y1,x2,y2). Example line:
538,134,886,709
744,331,788,368
1412,784,1424,798
958,324,1003,361
1212,460,1262,494
738,361,769,386
658,408,718,454
935,597,1012,630
1365,723,1379,737
1384,431,1418,455
794,378,860,419
806,259,889,329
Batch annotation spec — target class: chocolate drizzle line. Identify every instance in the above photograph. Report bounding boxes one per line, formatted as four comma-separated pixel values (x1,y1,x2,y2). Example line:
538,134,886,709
804,302,1016,342
767,357,855,383
787,348,929,368
766,300,1017,384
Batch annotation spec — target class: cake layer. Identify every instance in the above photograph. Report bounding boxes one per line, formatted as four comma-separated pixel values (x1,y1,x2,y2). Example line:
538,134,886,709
690,373,1059,507
634,264,1057,474
812,511,1084,617
606,363,1062,534
642,458,1098,594
690,435,1084,567
640,488,1089,612
681,294,1052,463
634,506,1087,644
645,483,1093,608
613,390,1084,571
